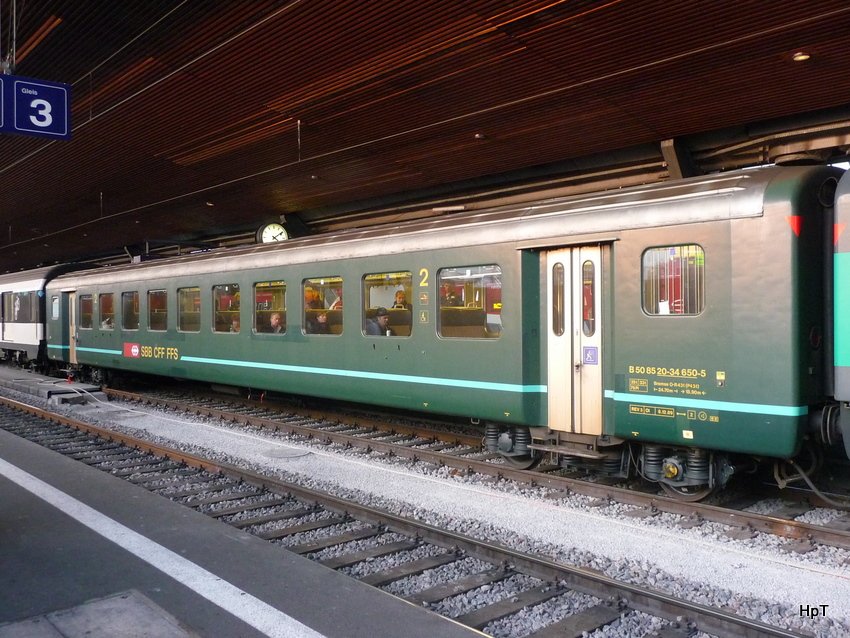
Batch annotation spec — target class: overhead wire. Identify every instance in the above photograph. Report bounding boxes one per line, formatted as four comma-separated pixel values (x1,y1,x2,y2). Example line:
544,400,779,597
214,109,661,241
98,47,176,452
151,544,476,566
0,0,24,73
72,0,190,86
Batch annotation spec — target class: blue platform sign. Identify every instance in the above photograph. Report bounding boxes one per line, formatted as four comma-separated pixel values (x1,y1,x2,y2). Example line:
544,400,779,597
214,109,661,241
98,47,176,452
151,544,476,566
0,74,71,140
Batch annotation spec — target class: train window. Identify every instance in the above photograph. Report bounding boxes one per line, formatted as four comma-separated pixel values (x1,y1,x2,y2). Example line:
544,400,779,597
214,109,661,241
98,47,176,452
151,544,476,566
121,291,139,330
148,290,167,331
362,271,412,337
4,291,35,323
254,281,286,333
552,263,565,337
642,245,705,316
582,260,595,336
51,296,59,321
303,277,343,335
178,287,200,332
438,265,502,338
213,284,240,333
79,295,93,329
99,293,114,329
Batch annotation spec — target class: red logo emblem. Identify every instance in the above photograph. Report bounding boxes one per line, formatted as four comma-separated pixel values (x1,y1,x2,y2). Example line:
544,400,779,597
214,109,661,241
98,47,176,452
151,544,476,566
123,343,141,358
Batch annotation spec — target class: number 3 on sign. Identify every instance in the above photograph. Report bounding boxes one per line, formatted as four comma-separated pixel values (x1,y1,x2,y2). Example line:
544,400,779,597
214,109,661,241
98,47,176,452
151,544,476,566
29,99,53,127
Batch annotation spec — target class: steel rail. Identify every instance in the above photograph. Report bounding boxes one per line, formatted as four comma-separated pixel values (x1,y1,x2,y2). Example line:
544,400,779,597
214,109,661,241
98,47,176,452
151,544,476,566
106,388,850,551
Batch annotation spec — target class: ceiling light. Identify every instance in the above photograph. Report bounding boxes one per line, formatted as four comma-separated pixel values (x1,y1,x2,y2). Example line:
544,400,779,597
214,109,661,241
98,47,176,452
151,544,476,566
792,51,811,62
474,133,487,140
433,206,466,212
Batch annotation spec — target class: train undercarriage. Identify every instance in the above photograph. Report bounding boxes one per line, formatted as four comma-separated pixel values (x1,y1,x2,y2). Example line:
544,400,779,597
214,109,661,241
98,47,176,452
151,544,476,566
1,348,36,369
484,419,842,502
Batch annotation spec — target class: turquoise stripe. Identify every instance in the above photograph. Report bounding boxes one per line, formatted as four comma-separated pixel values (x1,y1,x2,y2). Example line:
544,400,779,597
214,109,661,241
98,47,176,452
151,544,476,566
836,253,850,367
46,344,545,393
182,355,546,394
47,344,122,355
605,390,807,417
78,346,123,355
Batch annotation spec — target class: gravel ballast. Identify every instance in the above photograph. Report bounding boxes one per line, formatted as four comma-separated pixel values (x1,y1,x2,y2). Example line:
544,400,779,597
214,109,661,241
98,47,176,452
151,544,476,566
11,390,850,637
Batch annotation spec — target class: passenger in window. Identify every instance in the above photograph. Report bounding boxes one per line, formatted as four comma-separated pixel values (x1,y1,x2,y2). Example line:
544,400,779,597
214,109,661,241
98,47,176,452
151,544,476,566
391,290,411,310
304,287,322,309
230,317,240,333
269,312,284,333
441,283,462,307
364,307,393,336
306,311,329,334
101,317,113,329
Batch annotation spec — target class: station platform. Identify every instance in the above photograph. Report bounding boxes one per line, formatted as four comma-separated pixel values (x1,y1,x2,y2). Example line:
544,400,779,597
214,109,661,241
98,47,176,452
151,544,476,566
0,366,103,406
0,382,482,637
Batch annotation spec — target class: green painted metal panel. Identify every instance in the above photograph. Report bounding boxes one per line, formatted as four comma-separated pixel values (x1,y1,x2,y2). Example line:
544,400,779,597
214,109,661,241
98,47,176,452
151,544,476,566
610,398,801,457
56,341,544,423
607,166,839,458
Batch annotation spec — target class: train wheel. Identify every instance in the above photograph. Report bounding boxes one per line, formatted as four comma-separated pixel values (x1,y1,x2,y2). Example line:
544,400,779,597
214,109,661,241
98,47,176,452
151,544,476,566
660,482,714,502
500,452,542,470
486,423,541,469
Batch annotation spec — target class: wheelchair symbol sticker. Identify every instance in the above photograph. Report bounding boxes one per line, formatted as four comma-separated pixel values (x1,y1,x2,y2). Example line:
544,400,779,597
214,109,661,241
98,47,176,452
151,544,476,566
583,346,598,365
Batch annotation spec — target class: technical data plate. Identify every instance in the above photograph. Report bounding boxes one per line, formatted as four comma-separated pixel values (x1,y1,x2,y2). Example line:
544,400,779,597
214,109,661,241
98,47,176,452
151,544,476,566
0,590,198,638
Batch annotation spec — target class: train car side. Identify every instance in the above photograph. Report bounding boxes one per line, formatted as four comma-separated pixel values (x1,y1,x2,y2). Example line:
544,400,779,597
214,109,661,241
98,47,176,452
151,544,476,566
38,164,848,498
610,170,832,457
599,168,839,495
45,245,547,427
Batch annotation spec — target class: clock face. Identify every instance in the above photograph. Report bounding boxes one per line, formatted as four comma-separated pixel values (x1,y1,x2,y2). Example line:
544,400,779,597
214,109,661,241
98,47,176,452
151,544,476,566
258,223,288,243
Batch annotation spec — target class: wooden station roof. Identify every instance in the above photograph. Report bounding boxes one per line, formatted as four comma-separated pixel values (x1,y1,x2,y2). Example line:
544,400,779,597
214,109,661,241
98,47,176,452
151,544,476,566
1,0,849,271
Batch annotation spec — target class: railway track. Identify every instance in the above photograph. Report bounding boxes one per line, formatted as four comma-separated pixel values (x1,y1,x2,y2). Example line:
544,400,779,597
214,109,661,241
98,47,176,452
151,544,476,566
0,393,809,637
104,386,850,553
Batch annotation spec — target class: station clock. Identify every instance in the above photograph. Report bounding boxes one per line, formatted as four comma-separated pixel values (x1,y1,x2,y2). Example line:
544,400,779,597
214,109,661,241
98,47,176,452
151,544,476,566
256,222,288,243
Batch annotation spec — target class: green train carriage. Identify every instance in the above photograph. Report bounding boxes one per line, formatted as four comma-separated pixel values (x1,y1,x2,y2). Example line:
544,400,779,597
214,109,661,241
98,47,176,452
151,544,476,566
46,243,546,427
44,164,849,500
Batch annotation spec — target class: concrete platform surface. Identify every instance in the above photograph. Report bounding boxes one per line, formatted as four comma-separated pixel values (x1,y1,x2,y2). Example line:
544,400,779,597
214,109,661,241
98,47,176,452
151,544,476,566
0,416,482,638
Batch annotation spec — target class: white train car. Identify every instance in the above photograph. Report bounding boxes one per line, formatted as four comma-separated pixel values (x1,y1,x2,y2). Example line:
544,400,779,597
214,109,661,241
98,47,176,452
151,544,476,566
0,266,79,364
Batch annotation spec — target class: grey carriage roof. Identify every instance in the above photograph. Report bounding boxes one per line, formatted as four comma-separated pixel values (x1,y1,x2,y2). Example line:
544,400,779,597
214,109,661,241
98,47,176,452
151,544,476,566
48,165,806,289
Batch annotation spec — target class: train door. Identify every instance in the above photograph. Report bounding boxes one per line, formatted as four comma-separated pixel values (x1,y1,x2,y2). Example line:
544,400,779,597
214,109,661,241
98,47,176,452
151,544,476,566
67,291,78,365
546,246,602,435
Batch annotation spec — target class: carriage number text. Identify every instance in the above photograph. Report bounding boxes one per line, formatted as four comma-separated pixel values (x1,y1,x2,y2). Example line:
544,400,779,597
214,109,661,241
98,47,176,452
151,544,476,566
628,366,706,378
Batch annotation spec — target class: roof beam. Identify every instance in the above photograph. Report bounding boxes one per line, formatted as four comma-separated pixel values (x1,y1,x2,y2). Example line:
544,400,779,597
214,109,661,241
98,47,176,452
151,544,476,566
661,139,698,179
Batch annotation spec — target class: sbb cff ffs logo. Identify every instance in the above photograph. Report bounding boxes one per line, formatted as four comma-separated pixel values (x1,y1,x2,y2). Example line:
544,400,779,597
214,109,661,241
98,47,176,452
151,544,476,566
123,343,180,360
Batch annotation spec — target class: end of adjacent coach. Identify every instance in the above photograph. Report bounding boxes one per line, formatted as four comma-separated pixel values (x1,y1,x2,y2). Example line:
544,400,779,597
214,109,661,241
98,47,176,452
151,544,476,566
833,169,850,458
